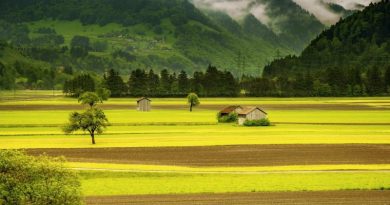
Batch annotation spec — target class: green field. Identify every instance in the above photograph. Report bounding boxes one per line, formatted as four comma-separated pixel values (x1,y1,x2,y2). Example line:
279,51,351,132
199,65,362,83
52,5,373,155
1,92,390,197
1,124,390,149
80,171,390,196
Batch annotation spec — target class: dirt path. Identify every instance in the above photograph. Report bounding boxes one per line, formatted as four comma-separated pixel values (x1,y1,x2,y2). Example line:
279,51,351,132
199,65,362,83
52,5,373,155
85,190,390,205
26,144,390,167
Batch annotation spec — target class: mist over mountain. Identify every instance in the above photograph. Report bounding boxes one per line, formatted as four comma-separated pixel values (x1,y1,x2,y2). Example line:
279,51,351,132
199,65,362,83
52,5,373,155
192,0,380,25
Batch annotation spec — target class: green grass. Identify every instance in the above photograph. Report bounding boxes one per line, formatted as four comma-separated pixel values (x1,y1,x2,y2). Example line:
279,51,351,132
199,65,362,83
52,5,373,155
1,109,390,125
79,171,390,196
1,124,389,148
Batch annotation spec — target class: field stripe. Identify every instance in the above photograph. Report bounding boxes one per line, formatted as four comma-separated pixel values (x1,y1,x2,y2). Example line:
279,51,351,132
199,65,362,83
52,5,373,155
84,191,390,205
70,167,390,174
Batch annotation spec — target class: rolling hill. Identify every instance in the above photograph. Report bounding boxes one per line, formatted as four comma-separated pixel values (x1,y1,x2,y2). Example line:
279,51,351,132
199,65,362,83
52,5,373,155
0,0,326,77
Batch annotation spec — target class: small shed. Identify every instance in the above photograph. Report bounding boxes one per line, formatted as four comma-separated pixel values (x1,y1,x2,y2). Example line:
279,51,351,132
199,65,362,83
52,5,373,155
237,107,267,125
137,97,151,111
219,105,243,117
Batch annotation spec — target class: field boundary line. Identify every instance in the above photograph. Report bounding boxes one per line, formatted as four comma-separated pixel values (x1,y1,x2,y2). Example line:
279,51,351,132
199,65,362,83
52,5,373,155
2,122,390,128
274,122,390,125
69,167,390,174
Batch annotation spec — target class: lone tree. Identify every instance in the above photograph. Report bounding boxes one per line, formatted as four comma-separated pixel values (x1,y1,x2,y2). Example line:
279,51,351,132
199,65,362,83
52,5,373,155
63,92,109,144
187,93,200,112
78,89,110,108
0,150,82,205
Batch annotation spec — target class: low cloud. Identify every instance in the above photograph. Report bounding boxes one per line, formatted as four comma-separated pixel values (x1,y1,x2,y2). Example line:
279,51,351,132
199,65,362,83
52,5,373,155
192,0,252,20
324,0,381,10
292,0,381,25
192,0,272,26
292,0,341,25
191,0,380,27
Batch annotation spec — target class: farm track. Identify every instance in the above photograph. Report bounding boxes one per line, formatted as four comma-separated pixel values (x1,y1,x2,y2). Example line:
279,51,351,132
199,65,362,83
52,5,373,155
26,144,390,167
1,103,389,110
85,190,390,205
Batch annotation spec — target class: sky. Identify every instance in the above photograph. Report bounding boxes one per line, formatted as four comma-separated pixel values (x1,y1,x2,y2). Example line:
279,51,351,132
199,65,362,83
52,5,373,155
191,0,381,25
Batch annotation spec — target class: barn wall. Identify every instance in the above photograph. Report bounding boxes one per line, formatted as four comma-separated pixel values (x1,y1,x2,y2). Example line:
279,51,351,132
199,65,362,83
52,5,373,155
238,117,246,125
137,100,151,111
247,109,266,121
238,109,267,125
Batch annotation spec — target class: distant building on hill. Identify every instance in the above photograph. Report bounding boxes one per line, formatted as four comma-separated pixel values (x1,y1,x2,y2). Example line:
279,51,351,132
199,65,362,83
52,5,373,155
137,97,151,111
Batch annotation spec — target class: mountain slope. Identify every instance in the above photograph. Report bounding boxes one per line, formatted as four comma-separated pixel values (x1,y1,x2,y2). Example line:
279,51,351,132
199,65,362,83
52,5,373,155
264,0,390,77
0,0,297,76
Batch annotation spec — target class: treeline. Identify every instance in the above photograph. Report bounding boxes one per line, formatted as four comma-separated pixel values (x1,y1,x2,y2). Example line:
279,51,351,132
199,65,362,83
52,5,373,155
63,64,390,97
244,66,390,97
0,0,211,28
63,65,239,97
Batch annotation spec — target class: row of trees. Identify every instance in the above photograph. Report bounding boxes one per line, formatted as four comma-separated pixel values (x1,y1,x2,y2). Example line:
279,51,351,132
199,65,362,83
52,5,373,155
244,66,390,97
63,64,390,97
63,65,239,97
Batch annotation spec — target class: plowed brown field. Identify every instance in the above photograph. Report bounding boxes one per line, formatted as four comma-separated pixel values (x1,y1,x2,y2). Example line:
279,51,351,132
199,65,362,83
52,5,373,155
27,144,390,166
85,191,390,205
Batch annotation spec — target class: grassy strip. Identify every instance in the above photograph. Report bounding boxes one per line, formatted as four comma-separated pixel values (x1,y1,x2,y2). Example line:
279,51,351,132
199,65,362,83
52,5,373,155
1,124,389,135
68,162,390,172
2,110,390,125
1,133,390,148
79,171,390,196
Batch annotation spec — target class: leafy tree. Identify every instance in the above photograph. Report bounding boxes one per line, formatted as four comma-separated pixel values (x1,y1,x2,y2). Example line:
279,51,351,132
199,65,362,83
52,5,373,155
78,91,107,108
0,150,82,205
96,87,111,101
63,105,109,144
187,93,200,112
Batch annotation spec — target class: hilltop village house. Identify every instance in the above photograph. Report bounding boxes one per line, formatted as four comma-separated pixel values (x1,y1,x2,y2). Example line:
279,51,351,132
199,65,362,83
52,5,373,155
137,97,151,111
220,106,268,125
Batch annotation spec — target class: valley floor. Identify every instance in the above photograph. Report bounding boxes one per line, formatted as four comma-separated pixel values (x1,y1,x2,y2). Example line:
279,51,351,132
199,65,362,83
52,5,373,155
1,91,390,203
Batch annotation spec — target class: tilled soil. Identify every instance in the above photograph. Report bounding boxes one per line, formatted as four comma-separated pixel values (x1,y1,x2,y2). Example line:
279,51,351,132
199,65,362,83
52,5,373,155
85,190,390,205
26,144,390,167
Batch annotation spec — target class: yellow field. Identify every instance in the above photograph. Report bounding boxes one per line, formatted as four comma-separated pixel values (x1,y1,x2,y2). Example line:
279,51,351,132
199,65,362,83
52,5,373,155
1,91,390,196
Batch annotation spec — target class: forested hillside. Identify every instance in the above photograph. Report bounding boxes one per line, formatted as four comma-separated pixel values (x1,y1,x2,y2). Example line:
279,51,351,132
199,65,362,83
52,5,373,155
260,0,390,96
0,0,329,90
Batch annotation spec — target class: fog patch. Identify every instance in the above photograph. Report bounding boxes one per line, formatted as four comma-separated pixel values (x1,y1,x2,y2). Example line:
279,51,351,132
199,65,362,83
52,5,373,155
292,0,341,25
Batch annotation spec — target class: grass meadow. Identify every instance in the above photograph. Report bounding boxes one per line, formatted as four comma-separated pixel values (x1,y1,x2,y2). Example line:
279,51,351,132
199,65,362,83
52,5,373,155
79,171,390,196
